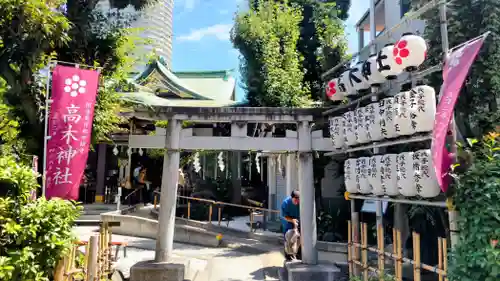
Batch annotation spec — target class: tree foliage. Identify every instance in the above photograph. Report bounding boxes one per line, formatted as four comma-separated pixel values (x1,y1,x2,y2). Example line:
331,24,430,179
448,132,500,281
0,155,82,281
232,0,348,107
423,0,500,138
0,0,153,157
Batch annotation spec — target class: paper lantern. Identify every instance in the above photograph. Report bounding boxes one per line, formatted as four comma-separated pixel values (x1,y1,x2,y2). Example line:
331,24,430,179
364,103,382,142
344,158,358,193
394,33,428,72
362,54,386,85
343,111,357,146
381,154,398,196
379,97,398,139
325,77,346,101
377,43,404,80
368,155,384,196
329,116,344,149
354,107,369,144
340,69,355,96
356,157,371,194
394,91,414,136
408,85,436,133
350,62,371,91
397,152,417,197
413,150,441,198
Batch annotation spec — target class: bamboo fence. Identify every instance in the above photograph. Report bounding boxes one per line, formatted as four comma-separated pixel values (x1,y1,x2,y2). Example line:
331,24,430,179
55,222,126,281
348,221,449,281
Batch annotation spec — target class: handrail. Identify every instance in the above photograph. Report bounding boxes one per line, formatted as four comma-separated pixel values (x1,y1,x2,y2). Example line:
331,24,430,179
153,191,281,232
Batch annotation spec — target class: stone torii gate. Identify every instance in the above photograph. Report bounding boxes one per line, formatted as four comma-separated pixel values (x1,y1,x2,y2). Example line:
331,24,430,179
126,106,336,280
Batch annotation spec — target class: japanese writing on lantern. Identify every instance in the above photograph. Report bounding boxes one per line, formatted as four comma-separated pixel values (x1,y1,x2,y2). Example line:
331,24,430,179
344,160,352,181
329,117,342,143
364,105,375,140
396,153,407,182
355,159,361,191
369,157,378,179
354,110,362,141
413,151,422,193
381,155,392,193
342,118,349,144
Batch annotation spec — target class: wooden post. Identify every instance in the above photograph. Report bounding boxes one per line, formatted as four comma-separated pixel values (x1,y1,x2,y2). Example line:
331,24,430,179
362,223,369,281
187,201,191,219
107,223,113,274
393,228,398,280
348,220,353,277
377,225,385,280
352,200,360,276
397,230,403,281
413,232,421,281
209,204,213,223
218,205,222,226
443,238,448,281
87,235,99,281
438,237,444,281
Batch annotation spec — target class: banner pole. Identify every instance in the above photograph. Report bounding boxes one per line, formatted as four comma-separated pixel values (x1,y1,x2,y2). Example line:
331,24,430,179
42,60,53,198
439,2,461,249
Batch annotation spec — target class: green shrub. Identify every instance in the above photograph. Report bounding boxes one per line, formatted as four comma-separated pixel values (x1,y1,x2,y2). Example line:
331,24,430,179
448,132,500,281
0,156,82,281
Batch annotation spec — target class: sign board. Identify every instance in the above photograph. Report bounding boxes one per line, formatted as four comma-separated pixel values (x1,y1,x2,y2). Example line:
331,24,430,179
361,200,389,214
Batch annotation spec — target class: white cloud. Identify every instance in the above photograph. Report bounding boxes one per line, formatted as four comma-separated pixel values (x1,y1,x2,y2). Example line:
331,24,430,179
177,24,232,42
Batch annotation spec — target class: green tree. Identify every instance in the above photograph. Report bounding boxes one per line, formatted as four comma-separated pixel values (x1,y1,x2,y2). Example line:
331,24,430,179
0,155,82,281
233,0,348,106
232,0,309,107
423,0,500,138
0,0,153,159
448,133,500,281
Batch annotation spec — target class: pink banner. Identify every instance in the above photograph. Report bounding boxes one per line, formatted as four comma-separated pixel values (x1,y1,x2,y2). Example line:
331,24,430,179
431,35,486,192
45,65,100,200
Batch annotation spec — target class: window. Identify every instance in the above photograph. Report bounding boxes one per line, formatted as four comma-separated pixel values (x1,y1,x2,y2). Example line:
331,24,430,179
400,0,411,18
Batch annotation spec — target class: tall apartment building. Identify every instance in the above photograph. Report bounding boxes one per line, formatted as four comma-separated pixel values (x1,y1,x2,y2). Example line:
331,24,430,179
97,0,174,70
355,0,425,61
132,0,174,69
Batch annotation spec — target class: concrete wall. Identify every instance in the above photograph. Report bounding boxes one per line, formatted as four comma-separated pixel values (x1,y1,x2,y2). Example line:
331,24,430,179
101,213,223,247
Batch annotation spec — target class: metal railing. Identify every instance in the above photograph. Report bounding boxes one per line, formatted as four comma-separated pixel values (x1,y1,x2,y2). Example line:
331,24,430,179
153,191,281,232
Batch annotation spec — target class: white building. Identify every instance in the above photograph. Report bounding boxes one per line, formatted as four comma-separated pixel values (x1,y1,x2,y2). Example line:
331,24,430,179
355,0,425,60
97,0,174,70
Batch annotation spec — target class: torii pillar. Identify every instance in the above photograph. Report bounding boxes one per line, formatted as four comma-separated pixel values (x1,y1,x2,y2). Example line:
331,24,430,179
130,119,185,281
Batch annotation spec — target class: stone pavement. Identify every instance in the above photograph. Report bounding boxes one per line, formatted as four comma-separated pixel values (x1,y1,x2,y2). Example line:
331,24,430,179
73,226,283,281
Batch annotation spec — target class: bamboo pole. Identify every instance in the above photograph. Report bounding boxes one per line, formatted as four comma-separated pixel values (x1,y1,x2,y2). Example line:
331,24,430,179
443,238,448,281
393,228,398,279
362,223,369,281
438,237,444,281
413,232,421,281
348,220,353,277
86,235,99,281
378,225,385,280
396,230,403,281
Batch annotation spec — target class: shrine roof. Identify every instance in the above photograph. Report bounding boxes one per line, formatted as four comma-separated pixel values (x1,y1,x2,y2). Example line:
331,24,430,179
119,91,242,107
133,59,236,101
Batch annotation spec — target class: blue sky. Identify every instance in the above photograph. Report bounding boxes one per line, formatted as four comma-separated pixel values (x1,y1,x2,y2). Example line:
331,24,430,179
171,0,369,101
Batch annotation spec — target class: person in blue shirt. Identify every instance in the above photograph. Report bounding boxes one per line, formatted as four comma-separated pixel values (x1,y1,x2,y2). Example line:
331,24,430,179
281,190,301,260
